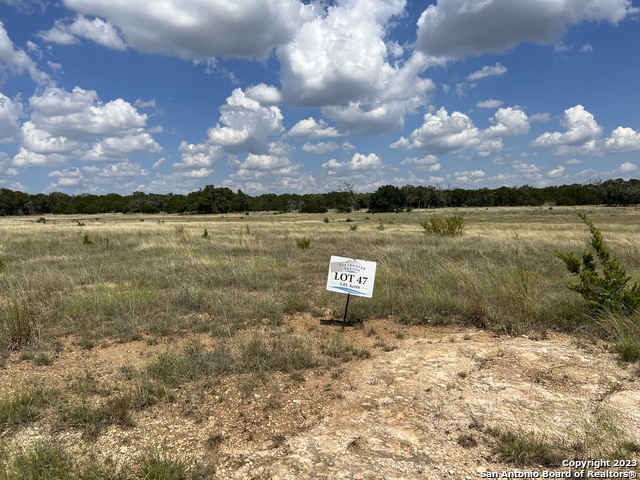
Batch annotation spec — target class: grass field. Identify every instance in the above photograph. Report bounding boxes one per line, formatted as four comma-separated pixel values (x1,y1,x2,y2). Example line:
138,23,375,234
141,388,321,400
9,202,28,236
1,206,639,478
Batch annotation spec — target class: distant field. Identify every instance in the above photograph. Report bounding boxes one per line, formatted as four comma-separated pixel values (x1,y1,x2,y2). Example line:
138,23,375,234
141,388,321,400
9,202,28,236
0,206,639,478
1,206,639,344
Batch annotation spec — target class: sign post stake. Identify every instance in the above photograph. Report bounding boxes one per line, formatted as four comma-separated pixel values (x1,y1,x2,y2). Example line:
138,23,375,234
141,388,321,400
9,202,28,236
326,256,377,324
342,293,351,323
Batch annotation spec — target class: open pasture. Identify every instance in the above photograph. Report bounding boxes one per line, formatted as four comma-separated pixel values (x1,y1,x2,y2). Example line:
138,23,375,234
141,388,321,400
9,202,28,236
0,206,639,478
2,206,639,343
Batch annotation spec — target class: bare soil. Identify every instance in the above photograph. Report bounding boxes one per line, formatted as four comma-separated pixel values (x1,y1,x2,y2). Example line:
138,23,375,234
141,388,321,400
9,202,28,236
1,316,639,479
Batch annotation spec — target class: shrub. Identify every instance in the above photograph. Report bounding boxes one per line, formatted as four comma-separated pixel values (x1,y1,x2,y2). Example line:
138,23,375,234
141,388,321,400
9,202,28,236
555,212,640,313
83,233,93,245
420,215,464,236
296,237,310,249
349,224,358,231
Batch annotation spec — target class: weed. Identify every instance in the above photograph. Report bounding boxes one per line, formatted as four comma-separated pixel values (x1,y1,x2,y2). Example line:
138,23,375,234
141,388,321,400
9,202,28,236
323,217,329,223
83,233,93,245
320,334,370,362
284,294,309,314
613,338,640,362
420,215,464,236
494,429,565,467
457,433,477,448
70,371,107,396
135,450,190,480
62,402,105,439
238,333,317,375
597,311,640,363
32,352,53,366
376,224,384,231
0,294,42,350
202,227,208,238
349,224,358,231
5,440,73,479
296,237,311,249
206,432,226,451
0,386,51,430
77,220,85,226
130,377,170,409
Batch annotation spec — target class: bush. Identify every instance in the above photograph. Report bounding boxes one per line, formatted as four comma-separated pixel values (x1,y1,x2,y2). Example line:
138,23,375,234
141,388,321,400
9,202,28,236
420,215,464,236
555,212,640,313
296,237,310,249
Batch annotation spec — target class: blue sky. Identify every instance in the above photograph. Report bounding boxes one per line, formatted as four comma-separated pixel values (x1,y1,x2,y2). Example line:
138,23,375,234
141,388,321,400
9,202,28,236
1,0,639,196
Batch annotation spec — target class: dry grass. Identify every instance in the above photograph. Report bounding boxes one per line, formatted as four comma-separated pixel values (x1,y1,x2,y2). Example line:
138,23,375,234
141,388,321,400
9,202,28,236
0,207,639,476
1,207,639,345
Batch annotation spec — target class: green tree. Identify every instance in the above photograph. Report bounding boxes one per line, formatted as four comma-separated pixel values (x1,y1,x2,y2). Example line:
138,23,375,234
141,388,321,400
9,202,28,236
555,213,640,313
368,185,406,212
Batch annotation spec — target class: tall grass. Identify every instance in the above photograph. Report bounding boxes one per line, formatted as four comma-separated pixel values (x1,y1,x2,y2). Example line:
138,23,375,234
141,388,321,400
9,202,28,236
0,209,638,350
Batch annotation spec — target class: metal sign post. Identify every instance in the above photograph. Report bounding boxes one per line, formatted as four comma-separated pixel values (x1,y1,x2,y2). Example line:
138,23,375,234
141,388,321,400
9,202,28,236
343,293,351,322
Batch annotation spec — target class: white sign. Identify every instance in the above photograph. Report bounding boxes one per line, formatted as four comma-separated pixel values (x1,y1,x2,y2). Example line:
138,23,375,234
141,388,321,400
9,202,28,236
326,256,377,298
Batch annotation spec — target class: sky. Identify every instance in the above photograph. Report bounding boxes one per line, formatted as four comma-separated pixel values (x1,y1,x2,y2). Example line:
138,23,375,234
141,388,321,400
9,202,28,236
0,0,639,196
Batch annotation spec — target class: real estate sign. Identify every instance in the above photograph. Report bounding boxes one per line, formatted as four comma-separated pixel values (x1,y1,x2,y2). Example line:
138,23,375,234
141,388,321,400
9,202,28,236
326,256,377,298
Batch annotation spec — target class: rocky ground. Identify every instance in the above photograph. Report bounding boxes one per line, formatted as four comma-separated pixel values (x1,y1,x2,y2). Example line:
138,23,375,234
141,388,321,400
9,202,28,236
1,319,639,479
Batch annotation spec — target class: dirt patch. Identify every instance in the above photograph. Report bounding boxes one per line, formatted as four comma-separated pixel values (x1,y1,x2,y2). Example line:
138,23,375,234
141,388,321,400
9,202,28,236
1,320,639,478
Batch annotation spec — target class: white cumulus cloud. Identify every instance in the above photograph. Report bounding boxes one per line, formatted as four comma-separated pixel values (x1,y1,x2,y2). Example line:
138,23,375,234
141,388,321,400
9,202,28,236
302,141,339,154
38,15,127,50
391,107,481,154
58,0,317,60
467,62,507,81
322,152,382,175
287,117,341,140
278,0,433,135
603,127,640,153
0,22,49,84
0,93,23,143
531,105,603,154
416,0,637,59
12,86,161,167
206,88,284,154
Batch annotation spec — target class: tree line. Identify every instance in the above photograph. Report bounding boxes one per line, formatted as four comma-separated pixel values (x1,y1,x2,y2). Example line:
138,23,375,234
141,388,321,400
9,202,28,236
0,178,638,216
